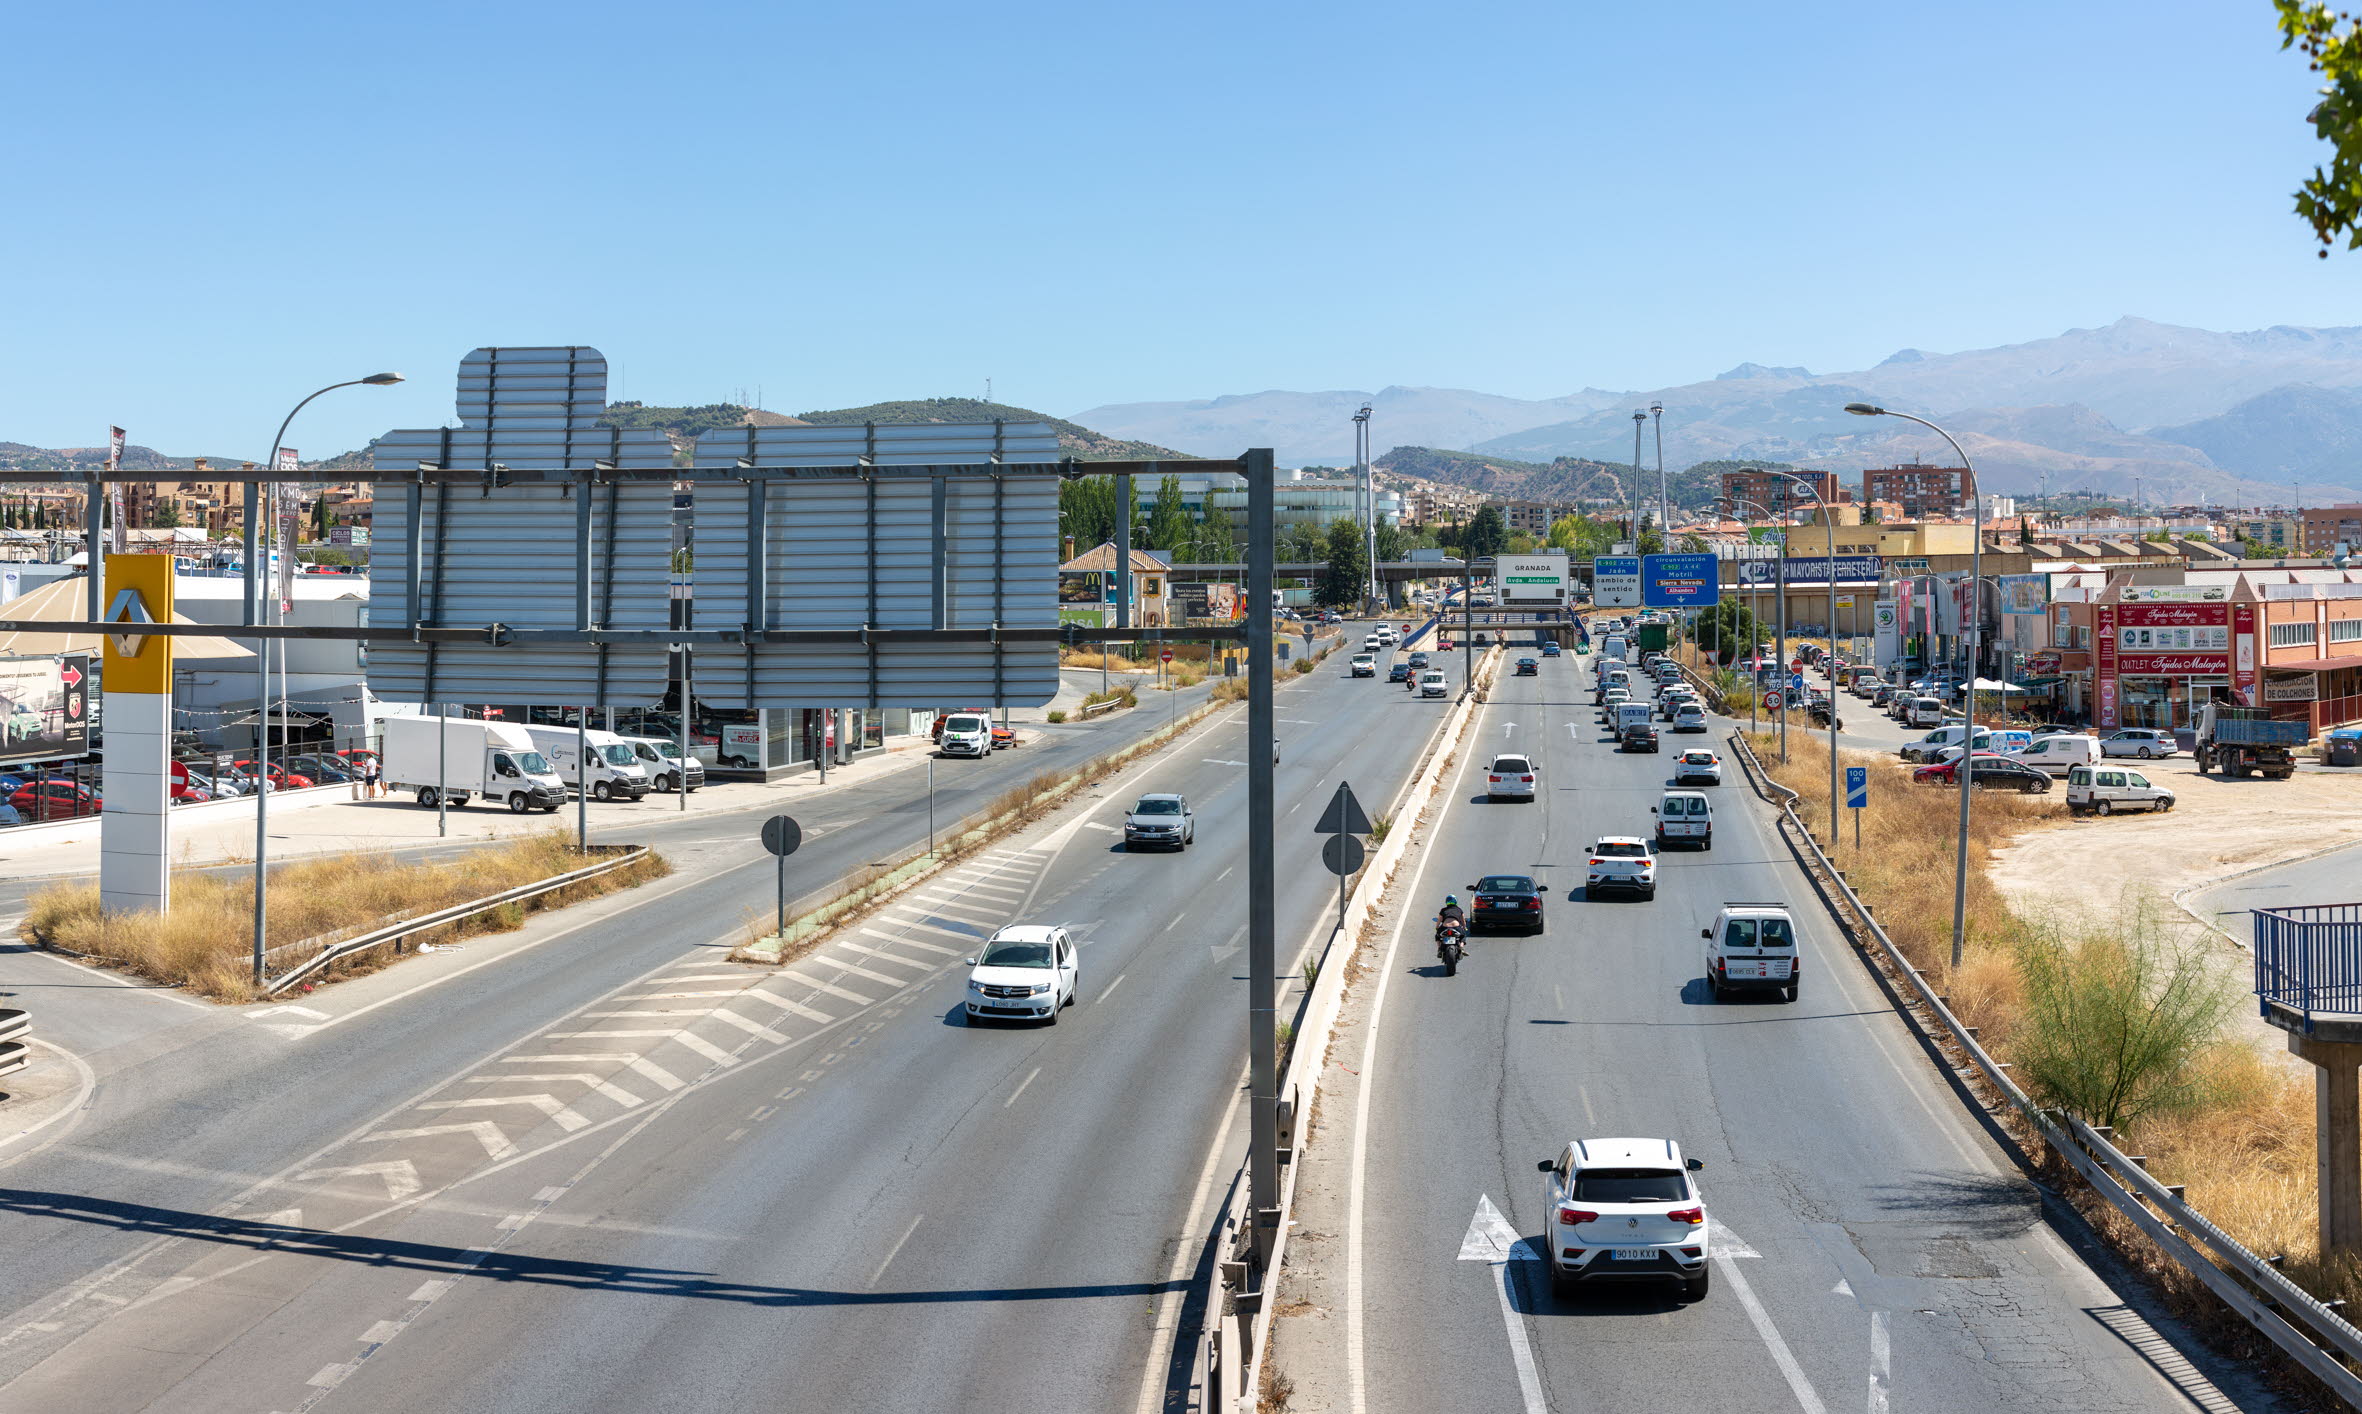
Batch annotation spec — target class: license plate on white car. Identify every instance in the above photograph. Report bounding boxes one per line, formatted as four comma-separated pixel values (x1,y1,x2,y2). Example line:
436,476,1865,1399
1610,1248,1655,1261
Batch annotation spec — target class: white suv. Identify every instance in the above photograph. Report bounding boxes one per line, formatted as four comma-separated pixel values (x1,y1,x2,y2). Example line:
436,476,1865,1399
963,926,1079,1025
1486,754,1536,802
1537,1138,1710,1299
1586,836,1656,899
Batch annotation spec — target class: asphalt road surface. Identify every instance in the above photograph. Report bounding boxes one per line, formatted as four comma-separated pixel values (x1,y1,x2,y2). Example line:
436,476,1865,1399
1315,649,2270,1414
0,630,1453,1414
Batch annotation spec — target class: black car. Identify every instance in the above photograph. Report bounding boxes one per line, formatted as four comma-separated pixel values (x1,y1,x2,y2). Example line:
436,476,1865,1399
1467,873,1546,934
1515,657,1539,676
1621,723,1661,753
1388,662,1412,682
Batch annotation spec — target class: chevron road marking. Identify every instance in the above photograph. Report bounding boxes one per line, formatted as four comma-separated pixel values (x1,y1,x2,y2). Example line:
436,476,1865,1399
834,940,930,970
546,1029,739,1066
290,1162,420,1202
417,1095,591,1132
857,927,962,956
505,1053,688,1092
778,971,878,1006
467,1073,643,1108
700,1009,791,1044
731,989,837,1023
361,1122,517,1160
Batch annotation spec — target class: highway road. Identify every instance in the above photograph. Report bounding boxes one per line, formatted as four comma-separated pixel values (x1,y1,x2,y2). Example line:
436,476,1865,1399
0,626,1447,1413
1278,647,2275,1413
2187,839,2362,947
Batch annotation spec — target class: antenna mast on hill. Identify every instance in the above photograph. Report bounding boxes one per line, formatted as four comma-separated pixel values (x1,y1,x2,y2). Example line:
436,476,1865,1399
986,377,993,404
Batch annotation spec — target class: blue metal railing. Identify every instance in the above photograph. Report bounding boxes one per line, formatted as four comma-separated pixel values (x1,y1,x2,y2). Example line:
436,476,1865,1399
2255,902,2362,1032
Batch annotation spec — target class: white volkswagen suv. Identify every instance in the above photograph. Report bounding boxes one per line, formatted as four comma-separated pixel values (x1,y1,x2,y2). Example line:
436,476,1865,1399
1537,1137,1710,1299
963,925,1078,1025
1585,837,1657,899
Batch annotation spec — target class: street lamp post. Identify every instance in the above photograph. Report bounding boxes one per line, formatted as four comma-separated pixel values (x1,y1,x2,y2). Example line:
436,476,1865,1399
1847,402,1980,970
1354,406,1376,612
250,373,405,985
1754,473,1842,848
1651,402,1668,548
1629,412,1647,551
1726,496,1781,737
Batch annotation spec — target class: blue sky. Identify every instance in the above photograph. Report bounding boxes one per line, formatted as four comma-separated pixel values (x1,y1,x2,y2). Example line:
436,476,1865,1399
5,0,2355,457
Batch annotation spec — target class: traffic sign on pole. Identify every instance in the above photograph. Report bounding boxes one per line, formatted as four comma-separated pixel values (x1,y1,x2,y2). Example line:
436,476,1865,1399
1313,781,1374,836
760,813,803,940
1844,766,1868,810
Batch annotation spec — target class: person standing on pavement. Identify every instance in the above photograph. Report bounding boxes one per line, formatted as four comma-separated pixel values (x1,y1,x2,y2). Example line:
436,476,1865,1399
363,754,383,800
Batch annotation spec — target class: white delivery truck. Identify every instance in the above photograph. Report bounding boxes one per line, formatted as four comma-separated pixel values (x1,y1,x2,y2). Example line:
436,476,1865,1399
380,716,568,813
523,725,653,801
620,735,705,793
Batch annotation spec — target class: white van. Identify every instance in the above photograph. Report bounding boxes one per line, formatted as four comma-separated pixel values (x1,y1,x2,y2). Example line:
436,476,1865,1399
1652,789,1714,850
2011,733,2100,776
1903,697,1947,728
1702,901,1798,1001
620,735,705,793
522,725,653,801
2066,764,2176,816
1616,702,1655,736
1601,635,1629,663
938,711,994,758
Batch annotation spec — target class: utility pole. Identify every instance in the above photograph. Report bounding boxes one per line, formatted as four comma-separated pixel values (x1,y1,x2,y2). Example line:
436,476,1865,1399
1651,402,1668,547
1244,447,1280,1272
1630,411,1647,552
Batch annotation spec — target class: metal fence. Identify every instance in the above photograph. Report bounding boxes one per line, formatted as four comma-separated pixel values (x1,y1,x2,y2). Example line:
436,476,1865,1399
2255,902,2362,1034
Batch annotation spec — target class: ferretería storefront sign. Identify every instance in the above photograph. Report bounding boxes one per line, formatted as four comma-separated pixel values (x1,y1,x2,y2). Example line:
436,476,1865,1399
1734,555,1882,587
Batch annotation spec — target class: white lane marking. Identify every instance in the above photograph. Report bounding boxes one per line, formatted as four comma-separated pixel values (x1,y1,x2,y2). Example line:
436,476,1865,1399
804,956,905,989
546,1029,740,1066
857,926,962,956
1717,1248,1830,1414
1349,694,1480,1413
776,971,878,1006
833,940,929,971
868,1214,923,1288
870,912,994,944
878,903,997,930
616,989,749,1001
1202,758,1247,767
360,1320,401,1343
733,989,835,1023
17,945,215,1012
505,1054,684,1092
416,1095,589,1132
1215,867,1233,883
291,1161,420,1202
309,1363,355,1389
702,1009,792,1044
1004,1067,1041,1108
1098,972,1126,1004
471,1075,643,1109
406,1279,454,1302
1083,821,1120,833
1457,1197,1546,1414
1867,1309,1890,1414
659,972,752,983
1577,1084,1596,1125
1163,915,1185,933
362,1122,517,1160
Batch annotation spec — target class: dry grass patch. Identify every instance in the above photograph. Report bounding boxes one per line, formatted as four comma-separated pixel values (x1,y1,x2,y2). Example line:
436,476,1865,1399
22,833,668,1003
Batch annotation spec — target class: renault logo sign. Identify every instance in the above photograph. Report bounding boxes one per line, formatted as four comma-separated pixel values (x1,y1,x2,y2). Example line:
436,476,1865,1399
105,587,155,658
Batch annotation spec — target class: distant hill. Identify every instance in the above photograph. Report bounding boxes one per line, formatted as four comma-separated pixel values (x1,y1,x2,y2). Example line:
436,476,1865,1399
1073,385,1621,467
1378,446,1744,511
2151,385,2362,487
794,397,1190,462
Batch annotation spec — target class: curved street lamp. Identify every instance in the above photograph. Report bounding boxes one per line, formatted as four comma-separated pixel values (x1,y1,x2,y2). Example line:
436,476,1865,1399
250,373,405,985
1846,401,1980,970
1747,472,1843,851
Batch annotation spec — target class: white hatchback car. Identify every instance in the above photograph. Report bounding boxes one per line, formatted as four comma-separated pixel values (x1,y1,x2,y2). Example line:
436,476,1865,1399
1537,1138,1710,1299
1487,753,1537,801
1672,749,1722,785
1585,836,1657,899
963,925,1079,1025
1672,703,1708,733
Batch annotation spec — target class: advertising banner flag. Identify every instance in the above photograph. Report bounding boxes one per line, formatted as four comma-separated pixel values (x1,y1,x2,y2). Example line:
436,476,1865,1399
106,426,128,555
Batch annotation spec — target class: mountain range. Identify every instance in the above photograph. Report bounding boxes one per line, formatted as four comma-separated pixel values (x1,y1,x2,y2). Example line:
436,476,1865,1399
1073,318,2362,505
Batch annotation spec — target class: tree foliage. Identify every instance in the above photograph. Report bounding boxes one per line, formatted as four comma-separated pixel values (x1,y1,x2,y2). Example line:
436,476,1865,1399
1146,474,1193,554
1547,514,1619,558
1317,517,1368,607
1691,600,1761,666
1464,505,1508,561
2279,1,2362,256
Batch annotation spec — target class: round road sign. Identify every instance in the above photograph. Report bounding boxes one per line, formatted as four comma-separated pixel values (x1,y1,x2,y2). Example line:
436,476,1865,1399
760,814,803,858
1161,649,1174,663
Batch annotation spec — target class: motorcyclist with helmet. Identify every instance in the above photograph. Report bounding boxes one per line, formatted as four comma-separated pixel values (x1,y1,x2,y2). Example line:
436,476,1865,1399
1436,892,1469,955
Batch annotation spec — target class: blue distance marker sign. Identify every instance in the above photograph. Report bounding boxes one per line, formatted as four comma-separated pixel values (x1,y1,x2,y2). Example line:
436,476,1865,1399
1641,552,1720,608
1845,766,1868,809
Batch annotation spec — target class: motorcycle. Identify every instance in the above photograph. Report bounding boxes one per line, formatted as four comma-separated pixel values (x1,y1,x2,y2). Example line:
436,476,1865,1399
1435,917,1466,975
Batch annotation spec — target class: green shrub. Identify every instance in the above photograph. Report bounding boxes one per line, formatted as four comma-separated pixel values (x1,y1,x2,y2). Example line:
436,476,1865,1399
1046,710,1066,723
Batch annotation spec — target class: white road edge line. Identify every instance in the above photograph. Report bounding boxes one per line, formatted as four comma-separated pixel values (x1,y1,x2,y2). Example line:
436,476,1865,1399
1003,1067,1041,1108
1348,691,1478,1414
1132,1069,1249,1414
868,1214,923,1288
1716,1249,1830,1414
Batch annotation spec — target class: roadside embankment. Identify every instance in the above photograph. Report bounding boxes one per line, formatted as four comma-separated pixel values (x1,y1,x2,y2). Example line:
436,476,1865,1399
20,833,670,1003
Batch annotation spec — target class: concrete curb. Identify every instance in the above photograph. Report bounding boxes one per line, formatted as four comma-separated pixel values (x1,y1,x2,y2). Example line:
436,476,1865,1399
2170,836,2362,952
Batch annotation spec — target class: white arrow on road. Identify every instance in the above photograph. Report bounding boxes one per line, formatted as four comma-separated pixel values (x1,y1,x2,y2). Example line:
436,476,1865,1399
1503,721,1517,738
362,1121,517,1160
294,1161,421,1201
1459,1196,1546,1414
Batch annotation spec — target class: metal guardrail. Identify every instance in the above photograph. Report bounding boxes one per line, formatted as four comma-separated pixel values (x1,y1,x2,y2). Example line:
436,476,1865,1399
1078,696,1126,719
0,1007,27,1082
261,845,649,996
1728,729,2362,1404
2255,903,2362,1033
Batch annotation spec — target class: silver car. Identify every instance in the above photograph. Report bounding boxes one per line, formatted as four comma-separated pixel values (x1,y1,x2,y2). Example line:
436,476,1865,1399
1123,792,1194,850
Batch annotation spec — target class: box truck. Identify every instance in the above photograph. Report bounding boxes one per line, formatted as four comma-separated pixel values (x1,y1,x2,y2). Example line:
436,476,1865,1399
522,725,653,801
380,716,567,813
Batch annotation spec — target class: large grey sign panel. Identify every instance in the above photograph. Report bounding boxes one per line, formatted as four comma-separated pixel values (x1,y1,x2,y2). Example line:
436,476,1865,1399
368,347,678,705
690,421,1062,709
